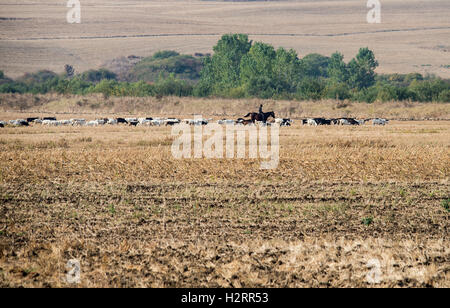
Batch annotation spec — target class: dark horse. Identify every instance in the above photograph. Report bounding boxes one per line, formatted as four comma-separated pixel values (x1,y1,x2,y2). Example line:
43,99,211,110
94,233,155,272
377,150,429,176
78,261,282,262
244,111,275,123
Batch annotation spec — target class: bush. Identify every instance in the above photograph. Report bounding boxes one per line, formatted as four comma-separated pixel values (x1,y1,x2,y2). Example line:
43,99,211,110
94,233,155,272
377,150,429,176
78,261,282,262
89,79,119,98
0,82,27,94
408,79,449,102
442,199,450,212
154,74,193,97
80,69,117,83
325,82,351,100
128,81,154,97
244,76,276,99
18,70,58,85
375,84,399,102
408,80,432,102
54,79,70,94
66,78,92,95
227,86,246,99
193,80,212,97
352,86,378,103
30,76,60,94
404,73,423,84
126,54,203,82
437,89,450,102
296,78,325,100
153,50,180,60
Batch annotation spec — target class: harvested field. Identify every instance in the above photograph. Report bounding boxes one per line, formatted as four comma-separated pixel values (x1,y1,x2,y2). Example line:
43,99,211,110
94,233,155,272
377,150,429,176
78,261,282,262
0,115,449,287
0,0,450,78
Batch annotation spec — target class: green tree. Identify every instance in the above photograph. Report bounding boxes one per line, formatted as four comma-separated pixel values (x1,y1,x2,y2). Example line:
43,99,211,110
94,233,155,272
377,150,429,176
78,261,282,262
300,53,330,78
240,42,276,92
198,34,252,95
327,52,348,83
273,47,302,93
348,48,379,90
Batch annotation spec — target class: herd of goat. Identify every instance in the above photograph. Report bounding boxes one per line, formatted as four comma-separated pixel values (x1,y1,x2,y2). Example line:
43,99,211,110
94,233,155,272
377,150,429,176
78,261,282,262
302,117,389,126
0,116,389,128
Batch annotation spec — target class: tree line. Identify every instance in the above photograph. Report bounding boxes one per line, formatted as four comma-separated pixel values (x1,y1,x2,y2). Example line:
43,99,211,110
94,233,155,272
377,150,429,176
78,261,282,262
0,34,449,102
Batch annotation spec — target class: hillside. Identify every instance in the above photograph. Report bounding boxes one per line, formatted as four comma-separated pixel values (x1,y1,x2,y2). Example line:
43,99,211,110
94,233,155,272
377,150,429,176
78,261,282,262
106,51,206,83
0,0,449,78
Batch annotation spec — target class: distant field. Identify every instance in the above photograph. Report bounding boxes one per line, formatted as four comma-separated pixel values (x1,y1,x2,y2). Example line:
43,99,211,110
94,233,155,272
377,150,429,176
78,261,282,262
0,115,449,287
0,0,450,78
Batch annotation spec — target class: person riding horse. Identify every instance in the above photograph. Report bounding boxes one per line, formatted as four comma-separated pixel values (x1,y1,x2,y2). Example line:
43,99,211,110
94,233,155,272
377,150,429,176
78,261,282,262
244,104,275,123
257,105,264,122
244,110,275,124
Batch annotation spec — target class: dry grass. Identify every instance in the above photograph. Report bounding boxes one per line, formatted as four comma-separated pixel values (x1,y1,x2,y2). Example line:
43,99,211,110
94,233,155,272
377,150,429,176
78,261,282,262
0,0,449,78
0,112,449,287
1,93,450,120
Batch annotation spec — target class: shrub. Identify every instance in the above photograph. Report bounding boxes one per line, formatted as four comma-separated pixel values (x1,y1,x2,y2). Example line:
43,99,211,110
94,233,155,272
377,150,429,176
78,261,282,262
375,84,399,102
193,81,212,97
244,76,276,99
18,70,58,85
437,89,450,102
126,54,203,82
80,69,117,83
362,217,374,226
325,82,351,100
408,79,449,102
442,199,450,212
154,74,193,97
128,81,154,97
227,86,246,99
90,79,119,98
296,78,325,100
0,82,27,94
352,86,378,103
153,50,180,60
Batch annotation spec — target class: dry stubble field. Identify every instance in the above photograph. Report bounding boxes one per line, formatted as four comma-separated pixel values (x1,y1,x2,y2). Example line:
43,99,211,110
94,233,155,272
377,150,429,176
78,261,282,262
0,102,449,287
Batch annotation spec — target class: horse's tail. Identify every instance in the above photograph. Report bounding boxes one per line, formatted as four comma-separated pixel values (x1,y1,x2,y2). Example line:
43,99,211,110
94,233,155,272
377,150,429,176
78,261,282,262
244,113,251,118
